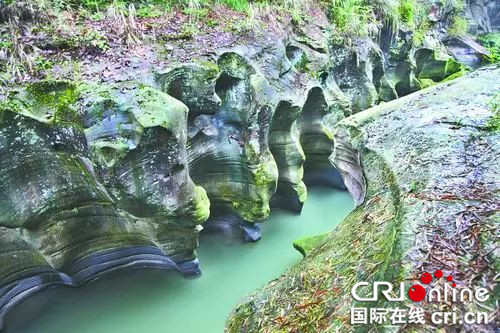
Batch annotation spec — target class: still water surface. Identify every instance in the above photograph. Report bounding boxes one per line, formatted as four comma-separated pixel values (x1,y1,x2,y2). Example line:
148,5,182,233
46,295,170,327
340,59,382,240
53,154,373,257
5,188,352,333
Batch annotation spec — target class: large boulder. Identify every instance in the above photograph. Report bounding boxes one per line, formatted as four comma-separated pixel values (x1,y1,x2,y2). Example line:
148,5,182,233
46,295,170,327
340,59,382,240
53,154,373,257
81,84,210,267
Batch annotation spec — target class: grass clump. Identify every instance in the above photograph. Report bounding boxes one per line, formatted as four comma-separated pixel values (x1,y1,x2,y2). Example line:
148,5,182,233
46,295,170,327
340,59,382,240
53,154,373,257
329,0,377,39
0,20,36,82
398,0,414,24
219,0,249,11
106,1,143,47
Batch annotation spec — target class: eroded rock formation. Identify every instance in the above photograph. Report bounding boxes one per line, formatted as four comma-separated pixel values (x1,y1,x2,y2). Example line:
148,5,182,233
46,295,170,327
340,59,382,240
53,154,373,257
226,66,499,333
0,0,494,329
0,32,350,327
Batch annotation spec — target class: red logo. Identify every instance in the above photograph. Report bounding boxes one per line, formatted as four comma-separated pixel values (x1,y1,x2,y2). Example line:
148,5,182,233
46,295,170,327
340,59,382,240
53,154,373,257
408,270,455,302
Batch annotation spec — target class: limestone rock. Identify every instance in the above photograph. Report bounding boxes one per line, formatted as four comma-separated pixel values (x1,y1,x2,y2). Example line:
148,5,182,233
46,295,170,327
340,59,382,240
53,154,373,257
0,79,219,325
330,39,379,113
445,35,491,68
226,66,499,333
415,47,466,81
186,53,278,241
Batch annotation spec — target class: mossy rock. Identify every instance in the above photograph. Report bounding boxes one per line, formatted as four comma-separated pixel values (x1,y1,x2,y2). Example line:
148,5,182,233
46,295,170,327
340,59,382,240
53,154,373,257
416,49,466,82
293,233,329,257
1,80,79,124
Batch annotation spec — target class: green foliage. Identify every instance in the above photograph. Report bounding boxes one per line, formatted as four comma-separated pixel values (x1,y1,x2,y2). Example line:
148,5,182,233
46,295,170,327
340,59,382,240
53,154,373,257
329,0,376,39
47,0,107,12
409,180,418,193
13,0,253,17
47,27,109,52
181,1,209,20
34,55,53,71
219,0,249,11
448,16,468,36
0,39,12,49
163,22,198,40
441,0,465,11
477,33,500,63
398,0,414,24
370,0,400,24
413,19,430,45
136,3,171,18
326,0,429,42
84,29,109,51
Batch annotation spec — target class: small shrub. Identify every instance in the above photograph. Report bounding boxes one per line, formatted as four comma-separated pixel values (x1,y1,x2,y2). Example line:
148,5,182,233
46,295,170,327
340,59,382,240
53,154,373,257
398,0,414,25
34,55,52,71
82,29,109,52
329,0,377,39
413,19,430,45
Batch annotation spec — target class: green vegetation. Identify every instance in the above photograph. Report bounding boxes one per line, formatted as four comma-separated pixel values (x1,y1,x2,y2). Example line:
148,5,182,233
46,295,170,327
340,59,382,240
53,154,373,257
328,0,376,39
219,0,250,11
326,0,465,43
293,233,329,257
448,16,468,36
1,80,79,123
443,0,467,36
13,0,255,14
0,0,475,85
398,0,414,24
477,33,500,63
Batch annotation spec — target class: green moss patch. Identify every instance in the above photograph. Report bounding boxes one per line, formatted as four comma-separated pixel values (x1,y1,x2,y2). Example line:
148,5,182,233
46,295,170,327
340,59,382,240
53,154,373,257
1,80,79,124
293,233,329,257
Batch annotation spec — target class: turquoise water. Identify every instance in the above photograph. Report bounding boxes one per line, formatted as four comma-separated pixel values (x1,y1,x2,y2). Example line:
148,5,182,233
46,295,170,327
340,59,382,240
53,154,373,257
5,188,352,333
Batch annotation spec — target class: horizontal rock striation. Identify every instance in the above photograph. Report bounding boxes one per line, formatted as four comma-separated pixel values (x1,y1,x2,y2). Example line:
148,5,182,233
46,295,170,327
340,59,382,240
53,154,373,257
0,88,199,329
